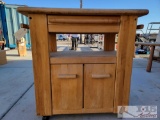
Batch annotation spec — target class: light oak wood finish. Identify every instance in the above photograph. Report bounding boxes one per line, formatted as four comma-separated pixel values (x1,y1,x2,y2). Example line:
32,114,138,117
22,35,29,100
53,108,113,115
58,74,77,79
29,14,52,115
51,64,83,113
91,74,111,79
48,16,120,24
50,51,116,64
48,16,120,33
48,24,119,33
82,108,113,113
114,16,137,112
17,41,27,57
104,33,116,51
17,7,149,17
84,64,116,111
17,7,149,116
48,33,57,52
0,50,7,65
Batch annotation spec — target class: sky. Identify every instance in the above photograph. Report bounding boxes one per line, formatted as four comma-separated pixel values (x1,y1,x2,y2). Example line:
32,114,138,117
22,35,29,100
3,0,160,33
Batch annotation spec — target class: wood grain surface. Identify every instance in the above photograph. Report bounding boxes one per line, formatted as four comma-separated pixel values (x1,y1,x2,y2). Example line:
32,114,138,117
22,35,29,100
17,7,149,17
50,51,116,64
29,14,52,115
104,33,116,51
17,7,149,115
51,64,83,113
84,64,116,111
114,16,137,113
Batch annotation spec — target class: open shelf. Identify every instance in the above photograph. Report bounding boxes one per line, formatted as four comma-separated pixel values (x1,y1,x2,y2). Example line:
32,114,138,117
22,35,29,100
50,51,116,64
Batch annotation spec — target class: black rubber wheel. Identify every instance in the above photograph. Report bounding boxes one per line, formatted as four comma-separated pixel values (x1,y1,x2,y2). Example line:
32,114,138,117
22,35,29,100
42,116,50,120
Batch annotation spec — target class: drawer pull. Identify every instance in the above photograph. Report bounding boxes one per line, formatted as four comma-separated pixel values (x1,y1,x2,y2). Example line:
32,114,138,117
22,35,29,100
58,74,77,79
92,74,110,79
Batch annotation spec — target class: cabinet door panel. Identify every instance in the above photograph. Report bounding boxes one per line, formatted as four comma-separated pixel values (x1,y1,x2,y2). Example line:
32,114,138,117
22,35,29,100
51,64,83,111
84,64,115,111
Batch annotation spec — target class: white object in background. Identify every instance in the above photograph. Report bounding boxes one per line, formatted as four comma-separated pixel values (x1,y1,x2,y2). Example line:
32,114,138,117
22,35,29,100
4,47,10,50
14,28,27,40
154,28,160,57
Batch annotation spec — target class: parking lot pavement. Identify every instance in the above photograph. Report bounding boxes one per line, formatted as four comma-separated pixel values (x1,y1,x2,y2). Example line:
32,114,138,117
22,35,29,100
0,50,34,120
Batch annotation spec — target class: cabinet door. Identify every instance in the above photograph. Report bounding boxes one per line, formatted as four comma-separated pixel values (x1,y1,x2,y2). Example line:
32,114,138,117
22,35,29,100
51,64,83,113
84,64,116,112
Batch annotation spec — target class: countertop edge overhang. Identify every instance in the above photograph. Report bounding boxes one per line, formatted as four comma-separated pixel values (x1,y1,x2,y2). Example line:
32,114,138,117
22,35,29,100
17,7,149,17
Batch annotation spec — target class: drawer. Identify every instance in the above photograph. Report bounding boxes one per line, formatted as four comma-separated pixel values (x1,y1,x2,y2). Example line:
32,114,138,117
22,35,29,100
48,15,120,33
84,64,116,111
51,64,83,112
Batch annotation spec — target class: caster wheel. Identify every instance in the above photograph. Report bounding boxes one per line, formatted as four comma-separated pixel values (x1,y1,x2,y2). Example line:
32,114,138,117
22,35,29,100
42,116,50,120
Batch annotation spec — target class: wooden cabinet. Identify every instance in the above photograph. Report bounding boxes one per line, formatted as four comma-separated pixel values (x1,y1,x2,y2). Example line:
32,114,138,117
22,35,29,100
17,7,148,117
84,64,115,111
51,64,83,112
50,51,117,115
51,64,115,114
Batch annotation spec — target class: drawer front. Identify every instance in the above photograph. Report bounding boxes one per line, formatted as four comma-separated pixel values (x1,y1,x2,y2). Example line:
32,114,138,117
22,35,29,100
51,64,83,112
84,64,116,111
48,15,120,33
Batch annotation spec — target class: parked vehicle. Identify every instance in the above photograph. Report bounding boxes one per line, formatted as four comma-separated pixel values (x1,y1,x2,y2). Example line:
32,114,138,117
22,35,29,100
58,35,63,40
58,34,68,40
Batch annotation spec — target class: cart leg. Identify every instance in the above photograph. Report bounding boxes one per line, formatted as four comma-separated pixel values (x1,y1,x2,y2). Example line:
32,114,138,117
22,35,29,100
42,116,50,120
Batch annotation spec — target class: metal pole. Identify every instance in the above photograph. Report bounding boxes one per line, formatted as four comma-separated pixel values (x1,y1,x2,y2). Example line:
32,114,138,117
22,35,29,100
80,0,82,9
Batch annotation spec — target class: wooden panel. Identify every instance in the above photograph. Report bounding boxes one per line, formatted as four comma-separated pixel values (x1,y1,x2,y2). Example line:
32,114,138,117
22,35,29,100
0,50,7,65
29,14,52,115
104,33,116,51
48,33,57,52
51,56,116,64
17,7,149,17
48,24,119,33
48,15,120,24
48,15,120,34
83,108,113,113
53,110,82,115
51,64,83,113
84,64,115,111
50,51,116,57
53,108,113,115
17,41,27,57
50,51,116,64
114,16,137,113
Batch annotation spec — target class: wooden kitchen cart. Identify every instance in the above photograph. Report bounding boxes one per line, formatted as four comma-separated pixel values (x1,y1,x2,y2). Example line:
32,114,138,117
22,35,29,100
17,7,148,120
